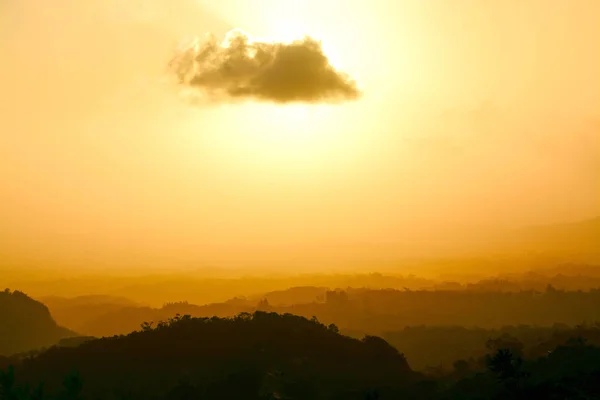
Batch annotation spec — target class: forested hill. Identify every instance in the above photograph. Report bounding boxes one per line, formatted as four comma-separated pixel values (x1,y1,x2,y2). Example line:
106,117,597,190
0,289,75,356
4,312,600,399
12,312,419,400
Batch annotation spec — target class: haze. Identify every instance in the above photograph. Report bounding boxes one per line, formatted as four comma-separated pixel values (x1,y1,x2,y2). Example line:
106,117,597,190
1,0,599,273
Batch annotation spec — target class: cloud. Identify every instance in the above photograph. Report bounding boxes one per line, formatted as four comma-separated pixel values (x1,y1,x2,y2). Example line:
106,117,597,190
168,29,360,104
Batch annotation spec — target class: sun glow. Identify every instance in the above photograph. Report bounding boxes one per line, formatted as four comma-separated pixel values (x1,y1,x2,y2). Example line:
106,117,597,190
173,100,365,178
231,103,346,159
242,0,357,75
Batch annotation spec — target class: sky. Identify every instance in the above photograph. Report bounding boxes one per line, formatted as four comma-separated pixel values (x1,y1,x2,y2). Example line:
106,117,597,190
0,0,599,271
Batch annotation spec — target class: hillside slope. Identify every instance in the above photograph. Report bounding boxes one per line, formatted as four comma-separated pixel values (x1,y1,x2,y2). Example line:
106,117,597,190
0,290,76,356
14,312,419,399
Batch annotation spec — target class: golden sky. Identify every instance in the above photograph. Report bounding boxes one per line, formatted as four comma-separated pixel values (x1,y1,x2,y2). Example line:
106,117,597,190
0,0,599,271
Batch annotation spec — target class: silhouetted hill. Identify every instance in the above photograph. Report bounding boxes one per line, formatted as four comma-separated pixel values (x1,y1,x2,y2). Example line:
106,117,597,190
5,313,600,399
13,313,419,400
0,290,76,356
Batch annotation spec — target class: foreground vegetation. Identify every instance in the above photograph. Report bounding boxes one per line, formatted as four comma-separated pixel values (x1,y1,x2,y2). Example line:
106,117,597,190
2,312,600,399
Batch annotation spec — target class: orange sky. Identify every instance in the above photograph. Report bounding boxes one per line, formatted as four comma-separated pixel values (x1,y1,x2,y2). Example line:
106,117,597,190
0,0,598,271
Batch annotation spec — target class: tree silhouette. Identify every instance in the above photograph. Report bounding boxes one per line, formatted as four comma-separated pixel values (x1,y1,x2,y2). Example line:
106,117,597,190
486,349,523,381
0,366,16,400
140,321,154,332
60,370,83,400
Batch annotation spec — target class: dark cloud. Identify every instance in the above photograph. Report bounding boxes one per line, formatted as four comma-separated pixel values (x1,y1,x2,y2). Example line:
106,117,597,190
168,29,360,104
